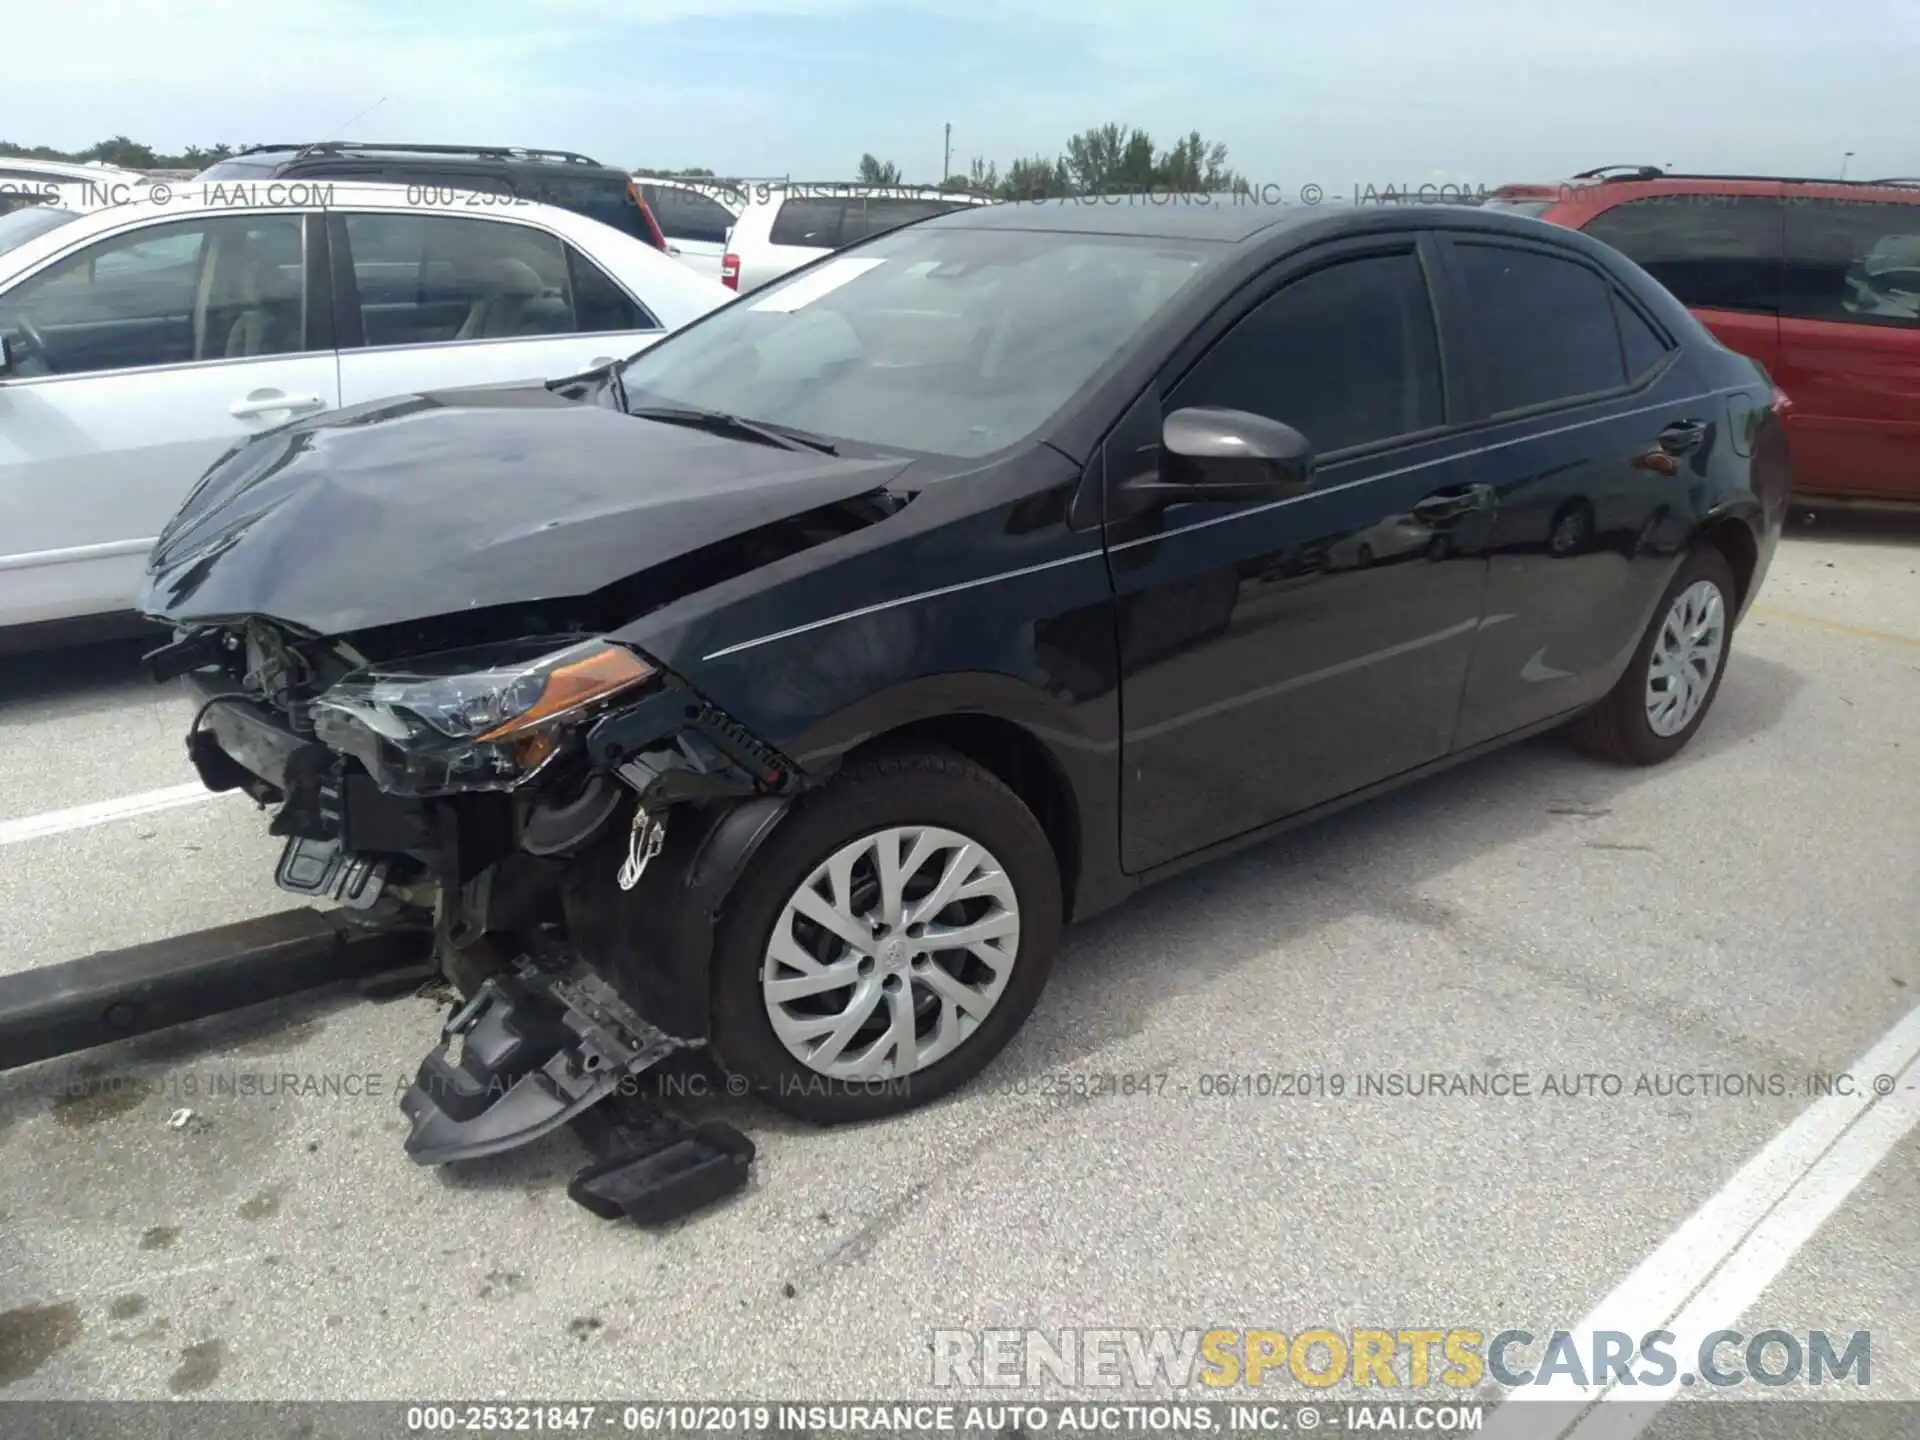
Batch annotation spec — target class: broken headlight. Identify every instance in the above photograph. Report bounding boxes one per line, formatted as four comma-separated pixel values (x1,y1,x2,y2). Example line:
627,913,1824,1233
311,638,656,795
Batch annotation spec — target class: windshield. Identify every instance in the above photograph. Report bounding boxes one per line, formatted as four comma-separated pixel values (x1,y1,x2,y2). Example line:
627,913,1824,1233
619,225,1219,458
0,206,80,258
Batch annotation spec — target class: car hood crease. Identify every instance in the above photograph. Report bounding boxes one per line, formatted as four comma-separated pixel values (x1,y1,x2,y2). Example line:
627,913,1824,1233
138,385,913,636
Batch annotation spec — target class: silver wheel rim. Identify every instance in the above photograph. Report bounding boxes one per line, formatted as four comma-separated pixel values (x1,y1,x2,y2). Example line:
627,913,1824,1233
1644,579,1726,737
761,825,1021,1080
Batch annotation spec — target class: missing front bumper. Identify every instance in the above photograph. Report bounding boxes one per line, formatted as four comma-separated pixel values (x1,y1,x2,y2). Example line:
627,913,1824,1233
399,950,756,1221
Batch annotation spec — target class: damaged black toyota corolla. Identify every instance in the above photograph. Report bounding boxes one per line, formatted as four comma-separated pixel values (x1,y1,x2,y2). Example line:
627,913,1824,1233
138,199,1790,1174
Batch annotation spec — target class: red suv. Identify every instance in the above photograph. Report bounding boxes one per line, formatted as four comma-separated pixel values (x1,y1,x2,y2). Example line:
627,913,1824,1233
1490,166,1920,503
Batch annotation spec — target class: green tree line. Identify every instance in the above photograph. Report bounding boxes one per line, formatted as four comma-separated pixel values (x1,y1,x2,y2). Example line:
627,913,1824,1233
1,136,241,170
10,121,1246,197
895,123,1245,199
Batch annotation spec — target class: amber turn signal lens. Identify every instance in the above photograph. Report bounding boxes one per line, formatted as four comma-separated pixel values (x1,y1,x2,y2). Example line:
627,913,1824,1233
475,646,654,741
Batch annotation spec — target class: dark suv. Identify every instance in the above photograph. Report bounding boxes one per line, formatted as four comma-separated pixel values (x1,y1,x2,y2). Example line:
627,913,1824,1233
1491,165,1920,503
196,142,668,252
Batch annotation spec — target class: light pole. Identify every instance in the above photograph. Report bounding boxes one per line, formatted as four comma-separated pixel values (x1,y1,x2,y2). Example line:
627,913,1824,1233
943,123,952,184
1841,151,1854,179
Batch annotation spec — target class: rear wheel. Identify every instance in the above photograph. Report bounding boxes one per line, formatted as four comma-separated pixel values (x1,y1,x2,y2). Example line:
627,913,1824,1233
709,747,1062,1123
1568,545,1736,765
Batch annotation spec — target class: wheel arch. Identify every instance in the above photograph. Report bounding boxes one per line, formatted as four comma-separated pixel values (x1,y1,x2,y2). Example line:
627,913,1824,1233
845,712,1085,921
777,671,1110,924
1690,506,1762,614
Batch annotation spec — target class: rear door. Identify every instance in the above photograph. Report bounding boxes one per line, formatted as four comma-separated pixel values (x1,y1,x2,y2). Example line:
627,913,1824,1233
330,210,665,406
0,210,337,625
1442,234,1713,749
1576,186,1785,377
1114,234,1493,872
1775,187,1920,501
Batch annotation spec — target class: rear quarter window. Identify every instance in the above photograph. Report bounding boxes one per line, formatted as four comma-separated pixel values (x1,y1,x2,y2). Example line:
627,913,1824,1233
768,198,845,248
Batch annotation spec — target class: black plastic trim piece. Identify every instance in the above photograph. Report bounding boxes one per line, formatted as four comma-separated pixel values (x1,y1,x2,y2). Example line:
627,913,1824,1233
0,909,428,1072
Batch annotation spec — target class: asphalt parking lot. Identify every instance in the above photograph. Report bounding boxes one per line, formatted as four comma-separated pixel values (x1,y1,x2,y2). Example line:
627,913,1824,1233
0,513,1916,1415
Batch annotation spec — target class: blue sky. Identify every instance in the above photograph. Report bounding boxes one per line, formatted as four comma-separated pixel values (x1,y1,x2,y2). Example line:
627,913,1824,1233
10,0,1919,185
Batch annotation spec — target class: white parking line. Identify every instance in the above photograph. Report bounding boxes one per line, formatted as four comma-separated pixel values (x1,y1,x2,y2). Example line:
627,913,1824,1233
1483,1001,1920,1439
0,782,226,848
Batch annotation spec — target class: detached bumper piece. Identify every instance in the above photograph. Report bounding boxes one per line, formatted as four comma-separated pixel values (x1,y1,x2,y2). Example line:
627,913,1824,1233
399,954,754,1222
568,1101,756,1225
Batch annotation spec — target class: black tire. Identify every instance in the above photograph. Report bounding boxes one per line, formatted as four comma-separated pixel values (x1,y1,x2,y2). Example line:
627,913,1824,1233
709,746,1063,1124
1567,545,1737,765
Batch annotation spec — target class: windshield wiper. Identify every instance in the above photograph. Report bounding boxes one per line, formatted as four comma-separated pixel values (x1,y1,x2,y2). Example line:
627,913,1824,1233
627,404,838,455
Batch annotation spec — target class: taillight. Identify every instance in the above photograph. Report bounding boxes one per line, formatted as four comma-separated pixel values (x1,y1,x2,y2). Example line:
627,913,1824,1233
720,253,740,290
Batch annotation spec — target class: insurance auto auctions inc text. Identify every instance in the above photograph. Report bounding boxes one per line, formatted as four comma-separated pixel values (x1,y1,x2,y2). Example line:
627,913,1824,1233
931,1327,1871,1391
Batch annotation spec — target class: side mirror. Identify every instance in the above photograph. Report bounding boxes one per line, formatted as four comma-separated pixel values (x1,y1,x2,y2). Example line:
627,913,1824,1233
1157,406,1315,501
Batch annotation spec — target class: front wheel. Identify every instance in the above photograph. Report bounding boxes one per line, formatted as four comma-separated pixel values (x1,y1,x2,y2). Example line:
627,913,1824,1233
709,747,1062,1124
1568,545,1736,765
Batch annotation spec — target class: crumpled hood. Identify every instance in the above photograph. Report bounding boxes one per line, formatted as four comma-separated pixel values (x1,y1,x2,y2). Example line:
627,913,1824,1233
138,384,913,636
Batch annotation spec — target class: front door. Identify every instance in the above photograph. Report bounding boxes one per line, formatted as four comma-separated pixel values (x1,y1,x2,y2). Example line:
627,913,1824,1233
330,211,667,408
1112,237,1493,874
0,210,337,625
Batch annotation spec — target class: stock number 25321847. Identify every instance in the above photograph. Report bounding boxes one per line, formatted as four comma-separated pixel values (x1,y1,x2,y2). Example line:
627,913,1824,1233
989,1071,1170,1098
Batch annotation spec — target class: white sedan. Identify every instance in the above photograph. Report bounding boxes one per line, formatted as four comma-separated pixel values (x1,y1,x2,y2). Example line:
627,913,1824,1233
0,182,731,636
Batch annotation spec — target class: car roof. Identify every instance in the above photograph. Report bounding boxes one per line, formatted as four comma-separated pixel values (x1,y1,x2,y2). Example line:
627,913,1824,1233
0,157,147,183
921,193,1341,243
1500,170,1920,207
926,196,1651,264
222,143,623,175
0,181,626,283
743,183,992,207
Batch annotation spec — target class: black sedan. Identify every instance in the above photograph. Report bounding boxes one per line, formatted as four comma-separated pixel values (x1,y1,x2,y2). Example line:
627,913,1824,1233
138,194,1792,1165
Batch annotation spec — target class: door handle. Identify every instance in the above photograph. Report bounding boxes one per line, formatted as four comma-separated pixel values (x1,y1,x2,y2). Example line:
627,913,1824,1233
231,390,324,419
1656,419,1709,454
1412,484,1495,526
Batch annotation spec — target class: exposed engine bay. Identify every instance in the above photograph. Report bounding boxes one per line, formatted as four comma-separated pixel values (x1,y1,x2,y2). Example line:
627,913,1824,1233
146,610,803,1209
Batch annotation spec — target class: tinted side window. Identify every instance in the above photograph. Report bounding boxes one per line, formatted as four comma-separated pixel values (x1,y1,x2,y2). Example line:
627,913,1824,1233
1580,195,1783,313
543,176,656,245
1782,197,1920,327
839,197,969,244
0,214,306,377
644,185,736,245
769,199,844,248
341,213,579,347
1453,243,1625,413
566,244,656,332
1170,251,1443,454
1614,292,1671,381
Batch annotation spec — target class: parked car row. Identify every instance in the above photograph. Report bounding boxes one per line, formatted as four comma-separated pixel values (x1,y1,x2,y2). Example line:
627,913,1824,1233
1,146,1913,645
1489,166,1920,504
0,171,728,636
